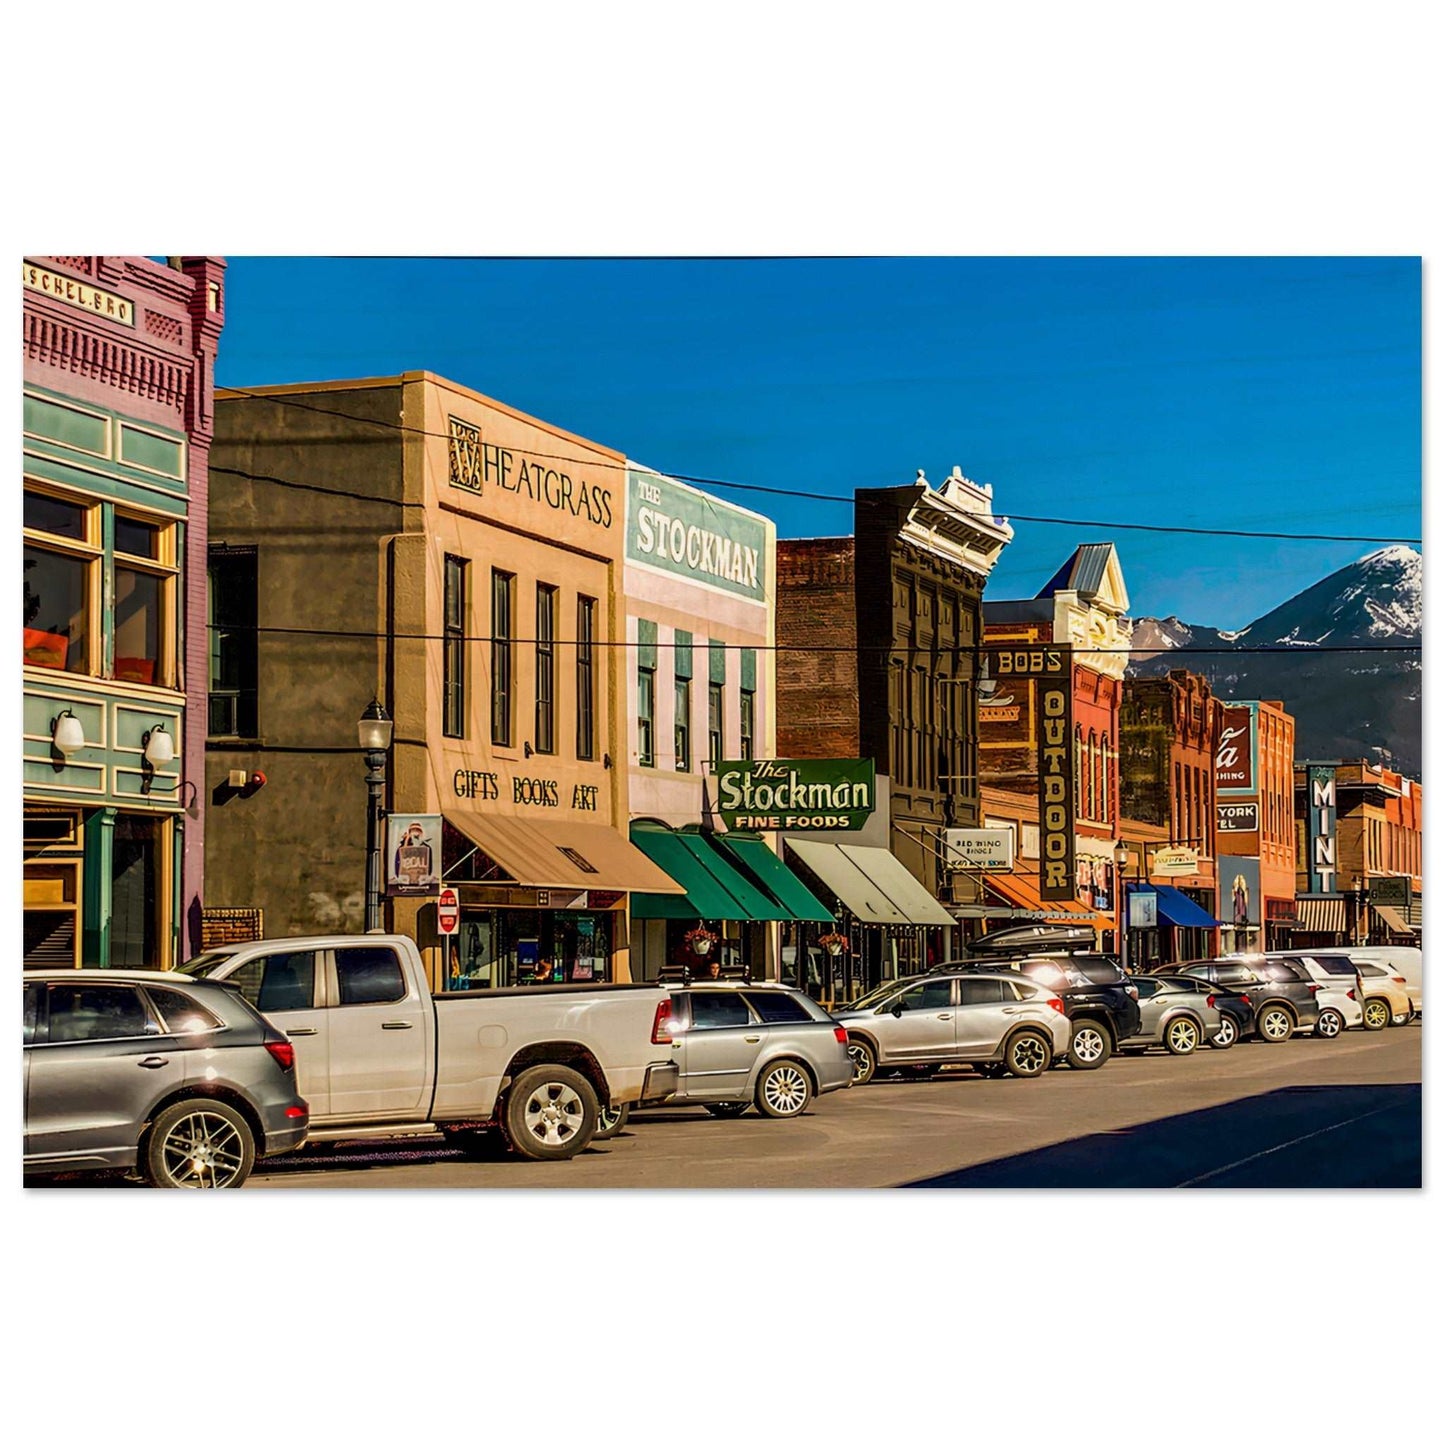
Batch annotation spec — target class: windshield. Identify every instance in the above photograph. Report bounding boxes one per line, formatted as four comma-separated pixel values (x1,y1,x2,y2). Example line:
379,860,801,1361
174,949,242,977
839,976,922,1012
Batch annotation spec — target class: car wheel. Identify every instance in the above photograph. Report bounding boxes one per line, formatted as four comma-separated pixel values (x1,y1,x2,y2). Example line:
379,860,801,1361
1361,997,1390,1032
503,1064,598,1160
1068,1021,1113,1070
144,1098,256,1189
1256,1003,1294,1043
704,1102,750,1118
1003,1030,1051,1078
846,1037,878,1086
593,1102,630,1140
1387,1008,1411,1027
1314,1009,1344,1040
1210,1013,1239,1050
755,1059,814,1118
1164,1016,1201,1055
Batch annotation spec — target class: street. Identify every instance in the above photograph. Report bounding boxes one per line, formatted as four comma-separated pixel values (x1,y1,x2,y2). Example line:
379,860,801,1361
242,1020,1422,1190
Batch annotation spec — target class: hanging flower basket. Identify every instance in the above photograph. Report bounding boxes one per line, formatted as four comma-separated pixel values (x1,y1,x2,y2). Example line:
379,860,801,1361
818,932,850,957
684,925,718,956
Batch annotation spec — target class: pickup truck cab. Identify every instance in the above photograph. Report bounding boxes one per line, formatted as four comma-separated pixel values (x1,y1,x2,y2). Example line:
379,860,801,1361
179,934,678,1160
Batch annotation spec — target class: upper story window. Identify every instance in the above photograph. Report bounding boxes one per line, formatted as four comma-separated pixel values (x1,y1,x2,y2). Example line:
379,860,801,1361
535,584,556,755
576,596,596,760
491,570,514,747
208,547,258,737
637,666,656,767
739,687,755,761
708,680,724,768
443,555,468,739
113,511,176,687
24,487,100,676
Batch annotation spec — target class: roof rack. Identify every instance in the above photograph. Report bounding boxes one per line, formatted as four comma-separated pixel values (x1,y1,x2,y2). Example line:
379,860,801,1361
657,962,753,985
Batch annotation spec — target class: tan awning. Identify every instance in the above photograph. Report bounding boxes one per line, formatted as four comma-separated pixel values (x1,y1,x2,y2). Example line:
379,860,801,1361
446,811,684,894
1372,903,1419,935
785,841,955,927
1293,896,1346,931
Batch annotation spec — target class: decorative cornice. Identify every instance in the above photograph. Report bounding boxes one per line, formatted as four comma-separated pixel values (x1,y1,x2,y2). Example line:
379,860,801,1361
24,310,190,418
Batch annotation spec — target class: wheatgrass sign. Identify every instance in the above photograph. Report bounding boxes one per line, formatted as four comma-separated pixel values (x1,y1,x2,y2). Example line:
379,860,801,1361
715,759,875,831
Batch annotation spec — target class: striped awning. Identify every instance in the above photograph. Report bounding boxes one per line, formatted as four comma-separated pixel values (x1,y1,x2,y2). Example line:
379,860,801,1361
1293,896,1347,932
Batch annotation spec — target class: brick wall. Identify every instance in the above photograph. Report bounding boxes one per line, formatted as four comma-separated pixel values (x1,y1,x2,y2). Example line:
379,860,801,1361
776,538,859,757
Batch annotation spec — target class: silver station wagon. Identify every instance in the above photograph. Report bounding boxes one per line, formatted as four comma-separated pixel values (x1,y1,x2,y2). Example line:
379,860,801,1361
834,971,1073,1082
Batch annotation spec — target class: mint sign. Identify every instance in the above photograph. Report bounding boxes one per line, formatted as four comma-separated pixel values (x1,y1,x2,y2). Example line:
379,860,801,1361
715,759,875,831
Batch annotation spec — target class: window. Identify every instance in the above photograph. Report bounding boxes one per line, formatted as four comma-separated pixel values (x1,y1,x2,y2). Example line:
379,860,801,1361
957,977,1009,1005
576,596,596,759
674,676,691,772
222,950,318,1011
535,584,556,754
743,991,813,1024
688,992,753,1029
113,512,175,686
46,983,156,1043
896,980,954,1011
638,666,655,767
111,815,166,969
147,988,224,1035
739,687,755,760
336,947,407,1005
708,680,724,768
443,555,467,738
208,547,258,736
491,570,514,746
23,487,99,675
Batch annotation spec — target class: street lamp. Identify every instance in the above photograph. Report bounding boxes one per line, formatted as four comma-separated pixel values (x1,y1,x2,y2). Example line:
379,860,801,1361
358,698,393,932
1113,838,1130,970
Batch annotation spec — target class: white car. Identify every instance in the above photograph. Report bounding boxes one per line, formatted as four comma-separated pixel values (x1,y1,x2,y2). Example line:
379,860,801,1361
1306,946,1421,1017
1285,957,1365,1038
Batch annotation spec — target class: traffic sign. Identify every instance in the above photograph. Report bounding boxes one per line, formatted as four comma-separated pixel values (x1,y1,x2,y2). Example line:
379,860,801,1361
438,887,459,935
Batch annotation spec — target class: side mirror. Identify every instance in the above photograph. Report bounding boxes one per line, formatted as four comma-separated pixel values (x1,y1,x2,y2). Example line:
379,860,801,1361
889,1003,904,1017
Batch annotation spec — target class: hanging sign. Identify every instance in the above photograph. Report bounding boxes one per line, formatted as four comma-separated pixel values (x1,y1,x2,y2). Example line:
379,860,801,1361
386,813,442,897
716,758,875,831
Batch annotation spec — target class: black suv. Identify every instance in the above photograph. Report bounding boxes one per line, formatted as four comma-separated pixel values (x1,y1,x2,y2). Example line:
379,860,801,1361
1157,957,1321,1043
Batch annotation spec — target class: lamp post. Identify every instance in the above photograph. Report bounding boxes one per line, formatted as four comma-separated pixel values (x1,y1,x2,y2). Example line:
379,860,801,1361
1113,838,1130,971
358,698,393,933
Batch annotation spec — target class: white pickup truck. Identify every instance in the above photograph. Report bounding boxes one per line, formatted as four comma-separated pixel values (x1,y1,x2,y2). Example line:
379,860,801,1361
178,934,678,1160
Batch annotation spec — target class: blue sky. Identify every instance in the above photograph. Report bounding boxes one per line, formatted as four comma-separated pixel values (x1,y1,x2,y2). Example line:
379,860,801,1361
215,256,1421,630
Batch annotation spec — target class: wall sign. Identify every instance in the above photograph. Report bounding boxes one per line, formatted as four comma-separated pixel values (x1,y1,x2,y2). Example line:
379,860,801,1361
1020,644,1076,902
1304,764,1338,892
626,468,768,601
24,262,135,326
1216,703,1258,794
447,414,614,529
942,828,1015,871
1217,801,1259,833
716,758,875,831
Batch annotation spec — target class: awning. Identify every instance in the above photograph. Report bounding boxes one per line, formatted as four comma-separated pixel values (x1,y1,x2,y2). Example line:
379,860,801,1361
446,810,684,894
1148,884,1224,930
785,840,955,926
713,833,834,923
1372,903,1419,935
1291,895,1347,932
985,871,1113,929
628,825,785,921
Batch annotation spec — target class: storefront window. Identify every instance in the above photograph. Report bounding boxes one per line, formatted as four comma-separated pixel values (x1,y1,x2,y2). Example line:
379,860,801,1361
446,908,613,989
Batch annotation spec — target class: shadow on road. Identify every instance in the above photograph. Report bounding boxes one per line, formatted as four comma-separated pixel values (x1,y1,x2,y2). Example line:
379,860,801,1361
903,1083,1422,1188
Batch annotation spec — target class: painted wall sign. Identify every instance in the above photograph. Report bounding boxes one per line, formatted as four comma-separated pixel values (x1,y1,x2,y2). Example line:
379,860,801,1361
1031,646,1076,901
446,414,614,529
717,758,875,831
1304,764,1338,893
451,768,597,813
1224,857,1261,928
942,828,1015,871
24,262,135,326
386,813,442,897
1215,703,1258,794
1217,801,1259,833
625,467,768,601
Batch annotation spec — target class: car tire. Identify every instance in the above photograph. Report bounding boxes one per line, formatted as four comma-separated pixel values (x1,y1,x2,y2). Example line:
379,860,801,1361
1387,1008,1411,1027
593,1102,630,1140
503,1064,598,1160
755,1059,814,1118
1068,1020,1113,1070
1314,1009,1344,1040
1210,1013,1239,1049
1361,997,1390,1032
846,1037,878,1086
1256,1003,1295,1043
1003,1030,1051,1078
1164,1016,1201,1055
144,1097,256,1189
704,1102,749,1118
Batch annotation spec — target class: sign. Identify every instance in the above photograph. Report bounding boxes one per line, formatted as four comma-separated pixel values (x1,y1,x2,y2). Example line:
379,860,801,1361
942,828,1015,871
1304,763,1338,893
1152,846,1199,876
437,888,459,935
1217,801,1259,833
452,766,598,813
1128,889,1159,928
1215,703,1258,794
626,468,769,602
24,262,135,326
716,758,875,831
386,813,442,897
1224,858,1261,928
1369,876,1411,909
1026,645,1076,902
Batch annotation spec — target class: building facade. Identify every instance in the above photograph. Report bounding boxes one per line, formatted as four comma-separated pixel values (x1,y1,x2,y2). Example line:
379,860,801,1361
23,256,226,969
204,373,680,988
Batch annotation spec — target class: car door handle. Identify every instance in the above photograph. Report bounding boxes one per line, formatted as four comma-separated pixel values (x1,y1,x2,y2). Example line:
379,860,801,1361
936,1013,951,1020
744,1035,761,1043
381,1020,414,1030
138,1056,170,1069
287,1027,319,1036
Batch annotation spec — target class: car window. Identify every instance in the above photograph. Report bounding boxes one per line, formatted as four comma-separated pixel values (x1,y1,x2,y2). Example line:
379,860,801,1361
895,980,955,1011
146,987,226,1035
1356,963,1387,978
46,983,157,1043
688,991,754,1029
956,977,1008,1005
743,991,812,1024
1303,956,1357,977
24,983,40,1044
1133,978,1160,998
1256,960,1305,982
1018,961,1071,989
222,951,319,1012
1212,965,1256,984
1071,958,1125,983
336,946,407,1005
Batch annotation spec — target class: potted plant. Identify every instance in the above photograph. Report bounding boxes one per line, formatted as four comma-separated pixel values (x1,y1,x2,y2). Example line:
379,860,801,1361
817,931,850,957
684,924,718,957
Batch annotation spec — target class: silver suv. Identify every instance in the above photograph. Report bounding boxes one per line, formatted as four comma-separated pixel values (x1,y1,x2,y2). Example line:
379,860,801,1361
23,970,309,1188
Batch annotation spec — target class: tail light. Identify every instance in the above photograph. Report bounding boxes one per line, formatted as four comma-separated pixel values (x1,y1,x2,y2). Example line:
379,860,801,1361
1392,976,1407,985
651,998,675,1044
264,1039,296,1071
834,1026,848,1045
1046,997,1066,1014
1307,984,1320,994
1239,993,1252,1005
1347,989,1356,1001
1206,995,1216,1009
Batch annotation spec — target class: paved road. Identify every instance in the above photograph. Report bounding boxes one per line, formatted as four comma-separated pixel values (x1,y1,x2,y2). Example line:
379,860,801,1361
243,1020,1422,1190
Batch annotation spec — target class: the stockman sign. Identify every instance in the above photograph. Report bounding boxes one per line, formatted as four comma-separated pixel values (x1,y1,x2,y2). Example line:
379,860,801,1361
715,758,875,831
994,644,1076,901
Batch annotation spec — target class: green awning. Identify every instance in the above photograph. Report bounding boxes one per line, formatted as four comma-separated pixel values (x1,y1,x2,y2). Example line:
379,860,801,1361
714,833,834,923
629,825,782,921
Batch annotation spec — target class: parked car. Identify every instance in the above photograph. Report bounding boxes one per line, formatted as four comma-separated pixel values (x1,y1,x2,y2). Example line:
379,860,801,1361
1272,947,1420,1022
835,971,1072,1081
1353,961,1412,1030
1161,957,1321,1042
1118,975,1225,1054
23,970,309,1188
632,982,852,1121
1276,956,1365,1037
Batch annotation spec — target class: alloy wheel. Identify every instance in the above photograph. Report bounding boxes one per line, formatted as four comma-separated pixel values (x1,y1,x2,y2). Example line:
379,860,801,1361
520,1079,588,1149
158,1108,249,1188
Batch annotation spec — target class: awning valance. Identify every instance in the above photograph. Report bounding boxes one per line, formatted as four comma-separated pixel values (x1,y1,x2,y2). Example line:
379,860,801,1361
714,832,834,923
1148,884,1224,930
785,841,954,927
628,825,784,921
984,871,1112,929
446,810,683,894
1291,895,1346,932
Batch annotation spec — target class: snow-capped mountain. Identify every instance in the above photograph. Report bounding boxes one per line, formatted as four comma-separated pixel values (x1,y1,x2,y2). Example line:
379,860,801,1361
1128,547,1423,777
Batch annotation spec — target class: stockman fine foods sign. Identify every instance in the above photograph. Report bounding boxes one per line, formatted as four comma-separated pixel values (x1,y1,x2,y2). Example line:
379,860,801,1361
626,467,769,602
715,759,875,831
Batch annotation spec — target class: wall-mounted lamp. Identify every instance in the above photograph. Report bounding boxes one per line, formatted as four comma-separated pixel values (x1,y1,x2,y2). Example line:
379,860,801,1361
603,752,613,770
51,709,86,757
141,723,175,794
523,741,534,758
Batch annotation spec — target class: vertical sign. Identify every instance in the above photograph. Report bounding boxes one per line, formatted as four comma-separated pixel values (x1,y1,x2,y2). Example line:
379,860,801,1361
1215,703,1258,794
1305,764,1338,893
996,643,1074,901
